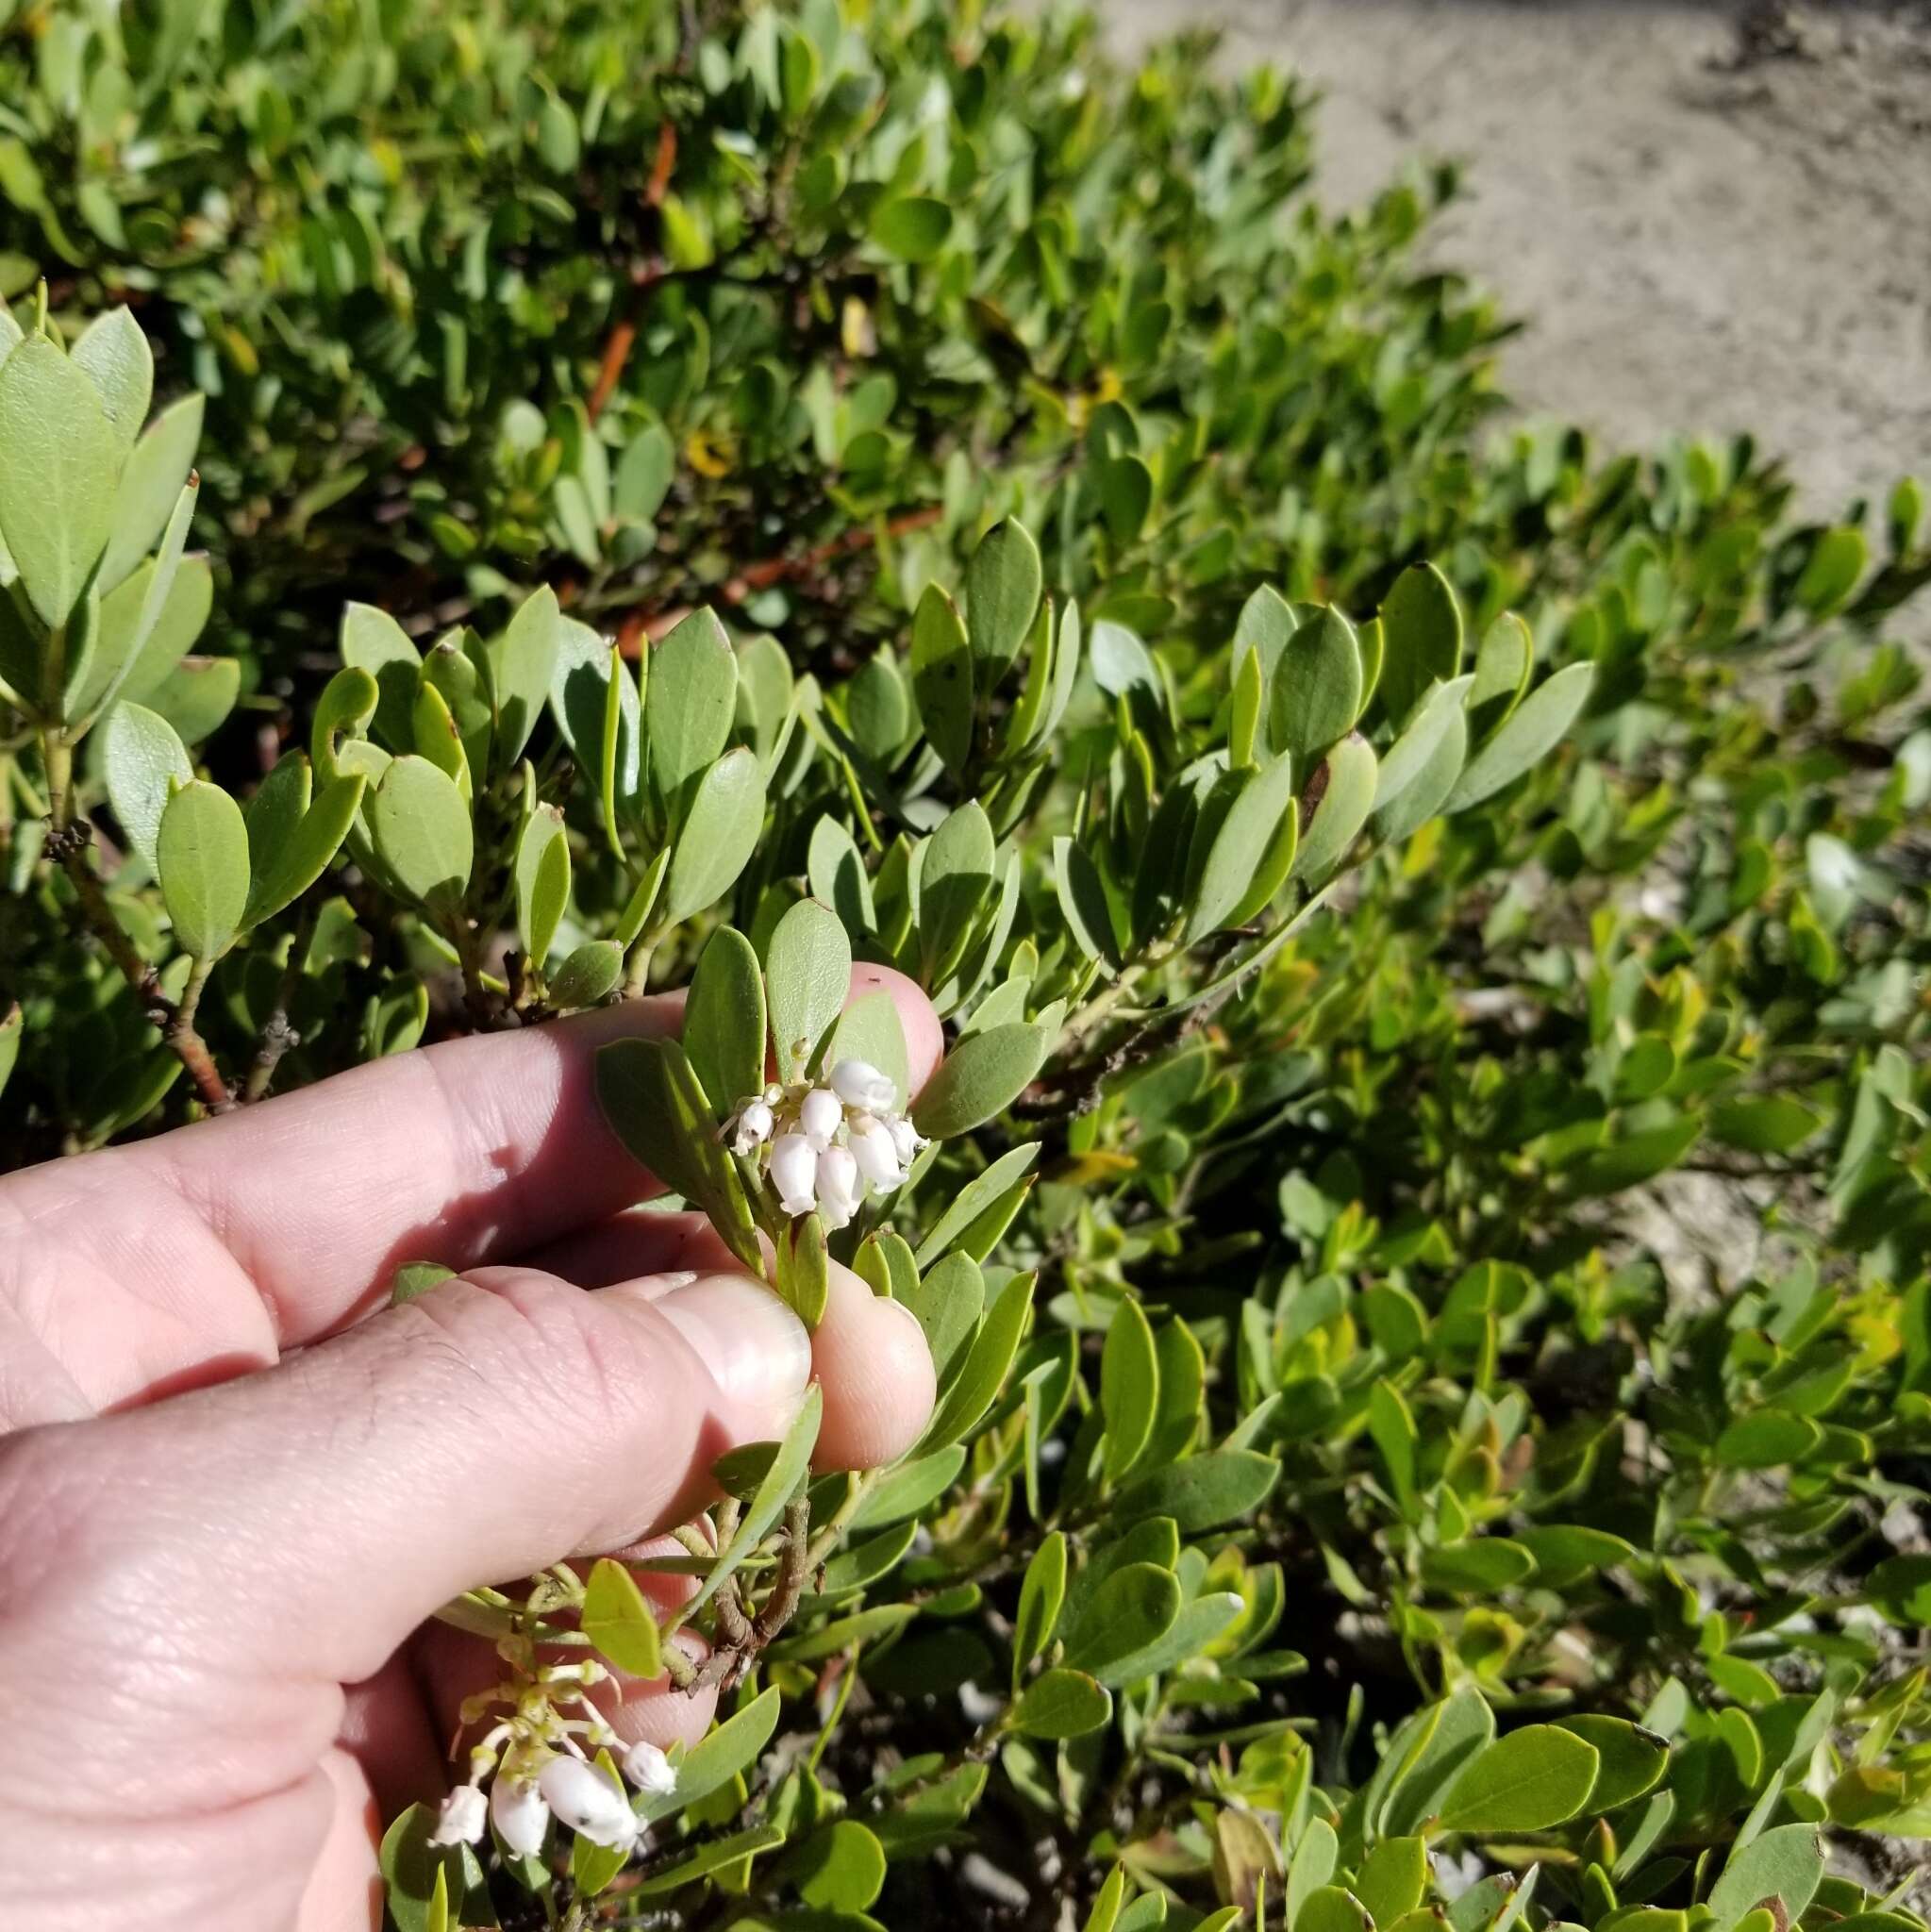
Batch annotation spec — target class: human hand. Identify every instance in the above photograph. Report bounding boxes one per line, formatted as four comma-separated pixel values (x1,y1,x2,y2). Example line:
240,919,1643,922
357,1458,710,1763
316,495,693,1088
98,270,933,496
0,967,941,1931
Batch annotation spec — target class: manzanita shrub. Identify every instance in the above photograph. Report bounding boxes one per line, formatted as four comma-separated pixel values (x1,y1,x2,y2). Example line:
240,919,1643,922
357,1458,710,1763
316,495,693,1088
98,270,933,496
3,2,1931,1930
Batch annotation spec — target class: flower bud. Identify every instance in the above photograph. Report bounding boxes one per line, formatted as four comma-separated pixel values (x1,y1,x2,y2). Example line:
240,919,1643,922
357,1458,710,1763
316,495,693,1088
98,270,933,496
428,1783,488,1846
623,1739,677,1797
770,1133,818,1216
490,1774,551,1857
849,1114,905,1191
730,1098,774,1156
799,1085,843,1150
889,1115,928,1166
539,1755,637,1849
831,1058,897,1112
816,1144,862,1229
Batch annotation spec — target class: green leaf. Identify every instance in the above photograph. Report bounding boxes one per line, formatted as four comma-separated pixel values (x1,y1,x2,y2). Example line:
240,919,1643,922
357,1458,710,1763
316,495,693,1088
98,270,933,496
491,583,561,766
1793,526,1866,614
1706,1826,1824,1932
1370,1378,1418,1518
765,1599,919,1663
1092,1589,1242,1686
920,800,996,982
1054,835,1119,966
1187,752,1298,941
870,194,953,262
663,746,766,924
915,1144,1040,1270
0,337,120,626
649,606,739,824
339,602,422,753
1438,1724,1601,1834
548,940,622,1008
614,423,675,523
1379,562,1464,724
1553,1716,1668,1810
1286,1819,1338,1929
1375,675,1474,810
966,517,1042,674
1269,606,1362,758
788,1820,888,1913
903,1250,984,1393
158,778,250,959
1009,1668,1112,1740
1446,660,1593,810
1710,1096,1824,1154
1373,1686,1496,1838
378,1805,477,1932
685,925,767,1122
371,756,473,923
1571,1114,1701,1196
639,1686,782,1824
910,581,974,774
1101,1296,1160,1483
1468,611,1533,735
824,990,910,1110
100,392,203,591
115,553,213,708
0,1005,19,1107
776,1213,831,1329
911,1023,1048,1137
71,308,152,456
101,699,191,873
245,766,364,929
1714,1409,1822,1470
690,1383,823,1620
809,812,876,932
848,1444,968,1530
513,806,571,967
1290,734,1377,885
1373,701,1467,845
767,896,852,1083
595,1038,763,1272
1096,455,1153,546
74,474,198,719
1422,1539,1537,1592
1013,1530,1068,1689
922,1270,1032,1448
581,1557,664,1677
1115,1448,1279,1533
1062,1563,1182,1678
1516,1524,1636,1587
1357,1838,1427,1926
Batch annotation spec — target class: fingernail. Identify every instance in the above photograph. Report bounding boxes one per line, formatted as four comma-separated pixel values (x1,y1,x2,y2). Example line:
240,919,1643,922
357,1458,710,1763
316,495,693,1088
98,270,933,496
654,1274,812,1421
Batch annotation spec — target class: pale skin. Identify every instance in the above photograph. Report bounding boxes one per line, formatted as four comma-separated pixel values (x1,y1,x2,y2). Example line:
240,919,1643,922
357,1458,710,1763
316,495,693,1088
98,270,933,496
0,964,942,1930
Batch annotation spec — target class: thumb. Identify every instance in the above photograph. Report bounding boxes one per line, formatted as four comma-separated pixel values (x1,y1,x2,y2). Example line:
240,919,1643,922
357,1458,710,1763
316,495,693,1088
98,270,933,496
1,1268,812,1692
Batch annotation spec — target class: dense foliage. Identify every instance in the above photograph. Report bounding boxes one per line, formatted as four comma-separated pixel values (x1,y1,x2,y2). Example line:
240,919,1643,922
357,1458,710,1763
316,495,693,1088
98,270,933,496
2,2,1929,1930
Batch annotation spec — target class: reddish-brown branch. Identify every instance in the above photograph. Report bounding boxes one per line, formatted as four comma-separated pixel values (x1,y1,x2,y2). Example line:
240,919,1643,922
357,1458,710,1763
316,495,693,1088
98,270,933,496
585,125,678,425
616,505,943,658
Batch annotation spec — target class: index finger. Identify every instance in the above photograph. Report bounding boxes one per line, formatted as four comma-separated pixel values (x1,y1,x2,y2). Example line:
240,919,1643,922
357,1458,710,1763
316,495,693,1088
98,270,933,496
5,963,941,1358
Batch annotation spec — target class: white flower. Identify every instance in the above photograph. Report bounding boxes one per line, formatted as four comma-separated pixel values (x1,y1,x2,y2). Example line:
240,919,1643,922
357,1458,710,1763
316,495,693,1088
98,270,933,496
770,1133,818,1216
816,1144,862,1229
623,1739,677,1797
831,1058,897,1113
848,1114,905,1191
729,1098,774,1156
799,1085,843,1150
490,1774,551,1857
428,1783,487,1846
889,1115,928,1167
539,1756,637,1849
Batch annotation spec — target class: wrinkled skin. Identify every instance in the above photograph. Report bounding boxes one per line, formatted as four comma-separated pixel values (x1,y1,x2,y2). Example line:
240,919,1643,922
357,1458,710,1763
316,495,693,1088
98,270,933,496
0,967,941,1930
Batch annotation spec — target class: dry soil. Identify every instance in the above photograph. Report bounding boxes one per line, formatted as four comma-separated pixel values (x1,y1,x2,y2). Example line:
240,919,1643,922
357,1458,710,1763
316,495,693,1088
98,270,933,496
1099,0,1931,520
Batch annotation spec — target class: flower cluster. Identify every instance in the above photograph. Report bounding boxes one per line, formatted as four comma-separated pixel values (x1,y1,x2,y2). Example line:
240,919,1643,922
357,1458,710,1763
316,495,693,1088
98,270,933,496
725,1058,928,1230
427,1657,677,1856
431,1735,675,1854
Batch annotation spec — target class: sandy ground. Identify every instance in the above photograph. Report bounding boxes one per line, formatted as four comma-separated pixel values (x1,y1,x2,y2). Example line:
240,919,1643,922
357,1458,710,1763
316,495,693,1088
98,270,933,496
1098,0,1931,521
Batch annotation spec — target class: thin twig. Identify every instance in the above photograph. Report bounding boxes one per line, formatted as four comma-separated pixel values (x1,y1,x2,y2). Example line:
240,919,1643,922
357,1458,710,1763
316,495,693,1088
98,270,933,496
41,730,234,1114
241,903,317,1104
